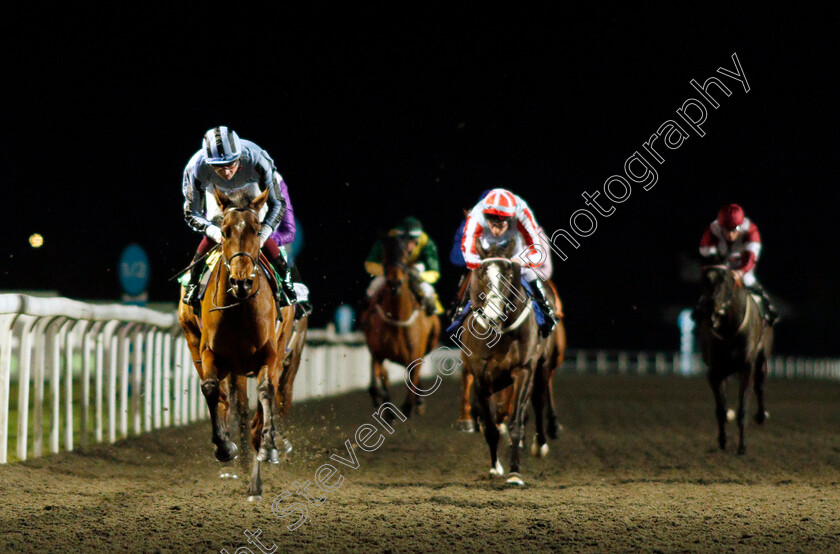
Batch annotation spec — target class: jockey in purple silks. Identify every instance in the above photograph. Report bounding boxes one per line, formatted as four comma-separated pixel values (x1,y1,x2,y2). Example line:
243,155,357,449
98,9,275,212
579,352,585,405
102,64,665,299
181,126,309,317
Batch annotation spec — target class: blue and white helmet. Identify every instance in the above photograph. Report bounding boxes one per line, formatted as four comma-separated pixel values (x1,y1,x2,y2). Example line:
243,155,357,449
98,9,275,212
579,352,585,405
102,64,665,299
202,126,242,165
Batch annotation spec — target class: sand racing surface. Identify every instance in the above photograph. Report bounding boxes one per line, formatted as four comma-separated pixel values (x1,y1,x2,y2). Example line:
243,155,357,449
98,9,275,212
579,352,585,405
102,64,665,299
1,374,839,552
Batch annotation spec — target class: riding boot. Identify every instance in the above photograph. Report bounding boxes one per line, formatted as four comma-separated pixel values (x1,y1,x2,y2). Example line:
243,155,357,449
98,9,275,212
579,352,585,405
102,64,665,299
268,251,297,307
531,279,559,338
748,283,779,325
182,252,204,307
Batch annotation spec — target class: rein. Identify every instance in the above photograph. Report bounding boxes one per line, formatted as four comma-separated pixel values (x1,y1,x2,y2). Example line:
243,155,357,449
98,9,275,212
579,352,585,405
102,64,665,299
374,304,421,327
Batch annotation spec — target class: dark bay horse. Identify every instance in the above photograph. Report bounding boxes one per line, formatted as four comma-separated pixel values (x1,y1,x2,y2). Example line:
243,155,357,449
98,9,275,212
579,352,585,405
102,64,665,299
458,281,566,458
362,234,441,417
459,241,540,485
178,187,296,500
698,265,773,454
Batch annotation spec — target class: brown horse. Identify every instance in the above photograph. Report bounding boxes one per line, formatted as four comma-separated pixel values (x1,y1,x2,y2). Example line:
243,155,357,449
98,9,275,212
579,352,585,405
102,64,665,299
458,282,566,458
458,240,541,485
227,310,306,492
698,265,773,454
361,234,440,417
178,187,295,500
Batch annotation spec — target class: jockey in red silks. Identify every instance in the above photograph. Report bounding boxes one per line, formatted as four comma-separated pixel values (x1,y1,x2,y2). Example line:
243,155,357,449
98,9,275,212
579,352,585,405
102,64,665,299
452,188,558,337
696,203,778,324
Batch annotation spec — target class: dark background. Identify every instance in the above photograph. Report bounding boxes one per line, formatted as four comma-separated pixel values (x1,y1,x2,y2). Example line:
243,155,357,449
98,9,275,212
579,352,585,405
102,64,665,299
2,6,837,355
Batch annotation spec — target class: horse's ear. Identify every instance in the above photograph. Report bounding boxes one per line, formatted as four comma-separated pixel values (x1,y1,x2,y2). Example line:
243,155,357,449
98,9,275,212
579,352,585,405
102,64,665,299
251,188,270,213
214,187,233,212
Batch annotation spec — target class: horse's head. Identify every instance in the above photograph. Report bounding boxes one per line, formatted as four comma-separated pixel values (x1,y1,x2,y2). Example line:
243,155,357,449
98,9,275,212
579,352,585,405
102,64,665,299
214,187,269,300
469,240,523,327
701,265,744,331
381,233,410,295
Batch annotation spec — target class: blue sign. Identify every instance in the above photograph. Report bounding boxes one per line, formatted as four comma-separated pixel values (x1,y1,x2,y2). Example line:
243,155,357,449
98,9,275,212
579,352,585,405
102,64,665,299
334,304,355,334
678,308,696,375
119,243,150,296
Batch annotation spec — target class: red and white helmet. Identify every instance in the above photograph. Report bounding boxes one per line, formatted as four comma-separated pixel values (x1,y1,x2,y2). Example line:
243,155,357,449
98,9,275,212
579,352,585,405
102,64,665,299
481,188,517,218
717,203,745,231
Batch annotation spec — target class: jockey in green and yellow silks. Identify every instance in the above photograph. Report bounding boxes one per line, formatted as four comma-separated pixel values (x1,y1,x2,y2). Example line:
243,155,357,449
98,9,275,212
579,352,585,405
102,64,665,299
364,217,443,315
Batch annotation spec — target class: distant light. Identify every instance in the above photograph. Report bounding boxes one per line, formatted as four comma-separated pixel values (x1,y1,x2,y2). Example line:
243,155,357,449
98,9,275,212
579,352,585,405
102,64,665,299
29,234,44,248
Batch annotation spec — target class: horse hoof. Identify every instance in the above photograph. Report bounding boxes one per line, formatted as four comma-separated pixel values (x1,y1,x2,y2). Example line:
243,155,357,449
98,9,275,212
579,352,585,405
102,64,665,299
247,495,263,502
489,460,504,476
737,445,746,455
456,420,476,433
754,411,769,425
547,422,563,440
531,438,549,458
269,448,280,464
726,409,736,422
417,403,426,416
506,472,525,486
214,442,239,463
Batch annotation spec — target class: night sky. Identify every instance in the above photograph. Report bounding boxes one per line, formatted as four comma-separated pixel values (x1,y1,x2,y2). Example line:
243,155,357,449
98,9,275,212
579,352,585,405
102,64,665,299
2,6,838,355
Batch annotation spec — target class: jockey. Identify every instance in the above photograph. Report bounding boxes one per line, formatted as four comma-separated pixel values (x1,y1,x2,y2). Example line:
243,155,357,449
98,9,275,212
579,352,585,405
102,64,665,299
456,188,559,338
181,126,299,312
364,217,442,316
696,203,778,324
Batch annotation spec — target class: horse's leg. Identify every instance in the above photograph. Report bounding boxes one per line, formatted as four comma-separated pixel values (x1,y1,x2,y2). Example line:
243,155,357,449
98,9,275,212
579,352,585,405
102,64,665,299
709,375,728,451
545,368,562,439
230,375,250,479
256,366,280,464
368,357,385,408
530,365,549,458
736,367,751,455
273,357,294,455
477,387,503,476
506,369,533,486
753,354,768,425
199,350,237,462
248,403,264,501
457,367,476,432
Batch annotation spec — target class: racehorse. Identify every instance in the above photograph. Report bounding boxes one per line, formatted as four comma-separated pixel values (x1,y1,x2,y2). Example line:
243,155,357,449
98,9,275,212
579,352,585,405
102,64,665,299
698,265,773,454
361,234,441,418
227,310,307,497
458,240,541,485
458,282,566,458
178,187,296,500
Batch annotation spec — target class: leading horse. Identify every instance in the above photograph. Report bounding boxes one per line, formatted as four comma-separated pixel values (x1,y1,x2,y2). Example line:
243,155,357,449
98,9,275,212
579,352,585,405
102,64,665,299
698,265,773,454
458,240,541,485
178,187,296,500
361,234,441,417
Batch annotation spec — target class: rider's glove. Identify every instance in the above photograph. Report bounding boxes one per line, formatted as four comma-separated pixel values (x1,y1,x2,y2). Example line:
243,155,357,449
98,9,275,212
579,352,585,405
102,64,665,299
259,225,274,247
206,225,222,244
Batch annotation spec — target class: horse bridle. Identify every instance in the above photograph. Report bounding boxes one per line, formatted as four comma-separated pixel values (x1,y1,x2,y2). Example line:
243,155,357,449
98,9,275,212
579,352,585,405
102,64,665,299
209,206,264,312
704,265,751,339
474,257,532,334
